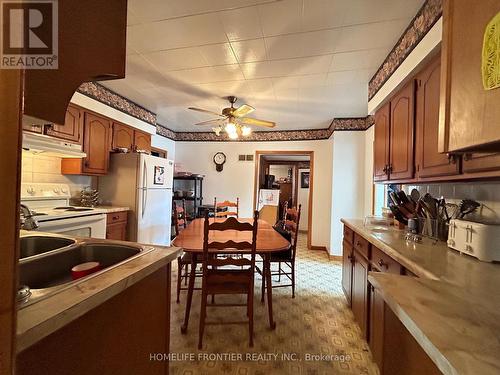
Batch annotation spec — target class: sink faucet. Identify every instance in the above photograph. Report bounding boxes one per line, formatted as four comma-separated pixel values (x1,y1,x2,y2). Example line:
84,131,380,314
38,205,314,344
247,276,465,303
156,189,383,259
20,204,39,230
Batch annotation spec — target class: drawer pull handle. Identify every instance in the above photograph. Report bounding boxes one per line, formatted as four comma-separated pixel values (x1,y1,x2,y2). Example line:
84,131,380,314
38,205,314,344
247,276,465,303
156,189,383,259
378,259,387,268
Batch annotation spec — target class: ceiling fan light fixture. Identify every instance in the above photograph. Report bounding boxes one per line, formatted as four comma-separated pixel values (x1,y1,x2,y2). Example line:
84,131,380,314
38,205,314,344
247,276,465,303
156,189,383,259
225,122,237,134
228,131,238,140
241,125,252,137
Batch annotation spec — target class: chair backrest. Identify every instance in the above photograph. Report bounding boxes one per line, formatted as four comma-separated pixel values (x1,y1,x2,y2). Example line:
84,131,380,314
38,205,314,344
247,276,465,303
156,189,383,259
202,210,258,271
285,204,301,259
213,197,239,218
172,199,187,236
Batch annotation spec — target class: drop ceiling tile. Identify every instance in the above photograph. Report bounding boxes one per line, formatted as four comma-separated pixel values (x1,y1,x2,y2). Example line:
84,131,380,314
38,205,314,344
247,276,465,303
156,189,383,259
231,39,267,63
199,43,238,65
335,19,409,52
326,69,375,85
220,5,263,41
329,48,388,71
343,0,424,26
242,55,332,79
258,0,302,37
301,0,348,31
127,13,227,53
142,48,206,72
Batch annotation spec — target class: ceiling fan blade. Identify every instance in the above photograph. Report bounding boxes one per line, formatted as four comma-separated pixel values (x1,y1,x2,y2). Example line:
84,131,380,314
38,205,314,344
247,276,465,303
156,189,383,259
232,104,255,117
188,107,225,117
194,118,225,126
239,117,276,128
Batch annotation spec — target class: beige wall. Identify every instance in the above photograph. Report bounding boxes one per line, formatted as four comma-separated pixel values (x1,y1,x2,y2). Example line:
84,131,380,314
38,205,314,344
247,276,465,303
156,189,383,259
175,140,334,249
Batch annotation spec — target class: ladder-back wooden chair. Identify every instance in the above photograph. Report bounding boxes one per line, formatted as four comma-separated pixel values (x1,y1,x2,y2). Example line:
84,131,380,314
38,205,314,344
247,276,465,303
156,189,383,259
173,200,202,303
214,197,239,218
198,211,259,349
260,204,301,299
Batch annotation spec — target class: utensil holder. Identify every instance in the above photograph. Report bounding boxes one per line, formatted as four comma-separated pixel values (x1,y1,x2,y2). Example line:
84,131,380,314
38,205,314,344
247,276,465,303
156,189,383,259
409,218,449,241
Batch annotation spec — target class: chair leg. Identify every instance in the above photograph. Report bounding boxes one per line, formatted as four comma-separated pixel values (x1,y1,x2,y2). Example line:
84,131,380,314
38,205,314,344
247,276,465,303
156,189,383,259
248,289,254,347
291,262,295,298
176,258,182,303
198,289,207,350
261,263,265,303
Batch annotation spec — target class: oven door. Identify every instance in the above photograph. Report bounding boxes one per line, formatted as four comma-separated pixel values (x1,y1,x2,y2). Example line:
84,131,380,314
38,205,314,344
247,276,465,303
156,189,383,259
36,214,107,239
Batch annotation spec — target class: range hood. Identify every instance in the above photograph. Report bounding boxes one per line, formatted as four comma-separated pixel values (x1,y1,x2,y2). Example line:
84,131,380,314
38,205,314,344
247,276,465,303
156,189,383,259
22,131,87,158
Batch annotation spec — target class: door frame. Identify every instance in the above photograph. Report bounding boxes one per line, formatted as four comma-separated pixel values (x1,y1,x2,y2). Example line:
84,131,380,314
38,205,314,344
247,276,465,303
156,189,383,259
253,150,314,249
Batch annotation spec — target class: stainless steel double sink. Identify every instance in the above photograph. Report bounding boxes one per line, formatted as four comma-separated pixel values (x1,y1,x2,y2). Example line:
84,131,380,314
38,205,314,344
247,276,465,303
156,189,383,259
19,233,154,306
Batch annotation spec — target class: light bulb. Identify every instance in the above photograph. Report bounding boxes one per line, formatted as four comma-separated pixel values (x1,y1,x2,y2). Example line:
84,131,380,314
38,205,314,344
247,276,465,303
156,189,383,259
225,122,236,134
228,131,238,139
241,125,252,136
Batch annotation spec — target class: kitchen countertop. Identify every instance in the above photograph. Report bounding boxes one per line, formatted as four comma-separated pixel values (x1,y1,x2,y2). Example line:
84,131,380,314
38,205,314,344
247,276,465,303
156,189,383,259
94,205,129,213
342,219,500,375
17,240,181,353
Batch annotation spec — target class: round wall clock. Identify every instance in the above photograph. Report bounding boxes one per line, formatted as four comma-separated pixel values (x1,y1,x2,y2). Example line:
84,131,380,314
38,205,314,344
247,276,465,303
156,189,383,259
213,152,226,172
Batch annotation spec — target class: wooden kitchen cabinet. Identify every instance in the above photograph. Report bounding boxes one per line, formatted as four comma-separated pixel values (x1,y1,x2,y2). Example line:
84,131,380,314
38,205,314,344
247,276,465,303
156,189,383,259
439,0,500,153
351,248,369,339
112,122,134,150
369,282,385,372
134,130,152,153
106,211,128,241
389,81,415,181
415,55,460,179
342,239,353,306
45,104,83,144
61,112,111,175
373,102,391,182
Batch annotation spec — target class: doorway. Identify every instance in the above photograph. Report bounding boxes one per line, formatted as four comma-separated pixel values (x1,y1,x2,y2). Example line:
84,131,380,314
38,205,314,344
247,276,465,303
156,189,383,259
253,151,314,249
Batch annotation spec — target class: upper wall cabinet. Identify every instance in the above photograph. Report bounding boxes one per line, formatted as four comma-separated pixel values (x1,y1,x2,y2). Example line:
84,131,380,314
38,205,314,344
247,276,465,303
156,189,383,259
439,0,500,152
23,0,127,125
388,81,415,181
415,55,460,178
45,104,83,144
373,103,391,182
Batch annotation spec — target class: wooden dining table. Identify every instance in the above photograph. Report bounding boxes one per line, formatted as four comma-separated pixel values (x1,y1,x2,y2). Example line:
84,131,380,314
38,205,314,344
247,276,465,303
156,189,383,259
172,218,290,332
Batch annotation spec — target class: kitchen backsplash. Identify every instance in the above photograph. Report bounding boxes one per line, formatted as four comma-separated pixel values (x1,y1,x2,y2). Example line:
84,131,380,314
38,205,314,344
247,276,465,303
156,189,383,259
22,152,95,202
402,182,500,223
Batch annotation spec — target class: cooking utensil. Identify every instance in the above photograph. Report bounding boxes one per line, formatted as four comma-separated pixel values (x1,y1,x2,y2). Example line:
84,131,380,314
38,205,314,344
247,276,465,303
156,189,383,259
458,199,480,218
410,188,420,204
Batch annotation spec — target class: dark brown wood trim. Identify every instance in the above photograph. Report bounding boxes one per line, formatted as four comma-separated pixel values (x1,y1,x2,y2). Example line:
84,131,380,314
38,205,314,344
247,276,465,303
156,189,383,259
0,69,23,375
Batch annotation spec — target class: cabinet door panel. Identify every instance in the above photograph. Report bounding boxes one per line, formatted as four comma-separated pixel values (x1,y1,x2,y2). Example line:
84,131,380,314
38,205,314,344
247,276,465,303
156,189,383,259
46,104,82,143
134,131,151,153
352,251,369,338
112,122,134,150
389,81,415,180
369,282,384,372
373,102,390,182
342,239,353,306
82,113,111,175
462,153,500,174
416,56,460,178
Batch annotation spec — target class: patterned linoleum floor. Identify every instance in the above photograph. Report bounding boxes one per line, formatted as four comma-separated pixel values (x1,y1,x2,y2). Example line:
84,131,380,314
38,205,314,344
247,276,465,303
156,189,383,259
170,235,379,375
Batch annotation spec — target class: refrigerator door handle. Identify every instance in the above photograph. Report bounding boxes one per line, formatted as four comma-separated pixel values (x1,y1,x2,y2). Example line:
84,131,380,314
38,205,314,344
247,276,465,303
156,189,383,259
142,159,148,218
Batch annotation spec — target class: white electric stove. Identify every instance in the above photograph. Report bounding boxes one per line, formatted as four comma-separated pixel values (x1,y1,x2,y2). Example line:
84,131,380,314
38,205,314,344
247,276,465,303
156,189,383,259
20,183,107,238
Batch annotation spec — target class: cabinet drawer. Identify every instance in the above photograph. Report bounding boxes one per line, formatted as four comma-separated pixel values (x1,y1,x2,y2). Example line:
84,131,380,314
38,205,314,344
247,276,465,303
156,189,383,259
107,211,127,224
371,246,402,274
353,233,370,260
343,225,354,244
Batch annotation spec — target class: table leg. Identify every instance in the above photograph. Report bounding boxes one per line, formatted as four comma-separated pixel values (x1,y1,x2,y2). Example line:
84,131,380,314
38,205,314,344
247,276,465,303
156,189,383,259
181,253,197,334
264,254,276,330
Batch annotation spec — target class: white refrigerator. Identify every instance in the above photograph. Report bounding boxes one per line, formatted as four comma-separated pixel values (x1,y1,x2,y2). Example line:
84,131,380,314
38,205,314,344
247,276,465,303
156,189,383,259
99,153,174,246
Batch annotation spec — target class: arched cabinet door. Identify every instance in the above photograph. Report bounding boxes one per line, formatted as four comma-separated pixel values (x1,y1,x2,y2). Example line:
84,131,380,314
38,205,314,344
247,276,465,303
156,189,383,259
389,81,415,181
82,113,111,175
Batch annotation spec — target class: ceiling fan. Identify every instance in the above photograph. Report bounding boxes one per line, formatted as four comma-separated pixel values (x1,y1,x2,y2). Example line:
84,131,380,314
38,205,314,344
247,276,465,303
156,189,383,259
188,96,275,139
